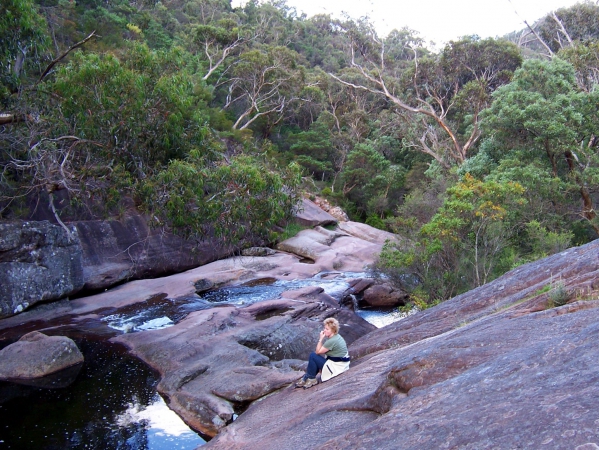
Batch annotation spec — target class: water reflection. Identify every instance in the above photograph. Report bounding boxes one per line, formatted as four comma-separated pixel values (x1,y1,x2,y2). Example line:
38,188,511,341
0,339,205,449
117,394,205,449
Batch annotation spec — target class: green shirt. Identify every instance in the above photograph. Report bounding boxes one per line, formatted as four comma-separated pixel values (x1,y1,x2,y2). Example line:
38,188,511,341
323,333,348,358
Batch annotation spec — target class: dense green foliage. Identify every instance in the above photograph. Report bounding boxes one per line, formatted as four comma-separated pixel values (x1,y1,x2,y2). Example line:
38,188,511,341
1,0,598,304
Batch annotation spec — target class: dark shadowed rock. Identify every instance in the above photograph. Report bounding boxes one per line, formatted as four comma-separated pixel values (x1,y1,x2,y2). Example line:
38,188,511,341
75,215,233,291
194,278,215,294
0,221,84,318
361,282,408,307
205,239,599,449
0,331,83,380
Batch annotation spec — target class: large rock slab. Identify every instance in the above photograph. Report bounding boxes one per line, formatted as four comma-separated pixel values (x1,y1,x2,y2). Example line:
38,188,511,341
361,282,408,307
0,331,83,380
337,220,399,245
0,220,84,318
294,198,338,227
75,215,233,291
0,218,393,439
205,239,599,449
112,286,375,437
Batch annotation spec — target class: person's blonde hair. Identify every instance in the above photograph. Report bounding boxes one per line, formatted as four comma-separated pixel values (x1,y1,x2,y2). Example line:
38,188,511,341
323,317,339,334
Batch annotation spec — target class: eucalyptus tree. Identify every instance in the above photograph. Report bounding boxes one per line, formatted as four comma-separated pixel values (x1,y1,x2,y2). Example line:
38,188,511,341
329,23,522,168
224,45,305,131
379,173,527,302
536,1,599,54
0,0,48,106
481,57,599,236
559,41,599,92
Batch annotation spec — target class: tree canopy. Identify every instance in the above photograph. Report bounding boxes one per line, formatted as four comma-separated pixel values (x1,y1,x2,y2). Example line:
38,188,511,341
1,0,599,305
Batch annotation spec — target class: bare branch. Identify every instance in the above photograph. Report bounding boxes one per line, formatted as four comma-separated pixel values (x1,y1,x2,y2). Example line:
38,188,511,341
37,31,97,84
524,20,555,58
551,11,573,47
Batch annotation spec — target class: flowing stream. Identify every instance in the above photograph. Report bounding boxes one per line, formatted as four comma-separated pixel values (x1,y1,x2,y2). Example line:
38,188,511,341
0,271,408,449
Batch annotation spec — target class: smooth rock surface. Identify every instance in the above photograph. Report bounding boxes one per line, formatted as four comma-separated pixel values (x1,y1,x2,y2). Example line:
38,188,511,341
75,215,233,291
0,219,389,437
206,239,599,449
113,287,374,436
362,282,408,307
0,331,83,380
294,198,338,227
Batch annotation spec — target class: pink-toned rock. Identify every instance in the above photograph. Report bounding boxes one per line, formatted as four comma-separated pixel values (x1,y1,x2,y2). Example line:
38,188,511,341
310,196,349,222
328,206,349,222
275,226,344,261
348,278,375,293
0,331,83,380
337,221,399,245
205,239,599,450
294,198,338,227
112,286,375,437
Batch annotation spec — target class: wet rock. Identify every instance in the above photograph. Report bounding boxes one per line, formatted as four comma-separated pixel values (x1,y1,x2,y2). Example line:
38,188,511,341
0,220,84,319
0,331,84,380
0,216,393,439
194,278,215,294
113,289,376,437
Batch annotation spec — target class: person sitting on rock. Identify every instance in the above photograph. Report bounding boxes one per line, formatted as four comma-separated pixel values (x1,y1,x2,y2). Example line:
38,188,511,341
295,317,350,389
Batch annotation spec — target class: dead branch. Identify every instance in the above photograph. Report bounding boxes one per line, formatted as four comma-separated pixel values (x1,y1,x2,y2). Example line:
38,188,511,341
551,12,573,47
524,20,554,58
37,31,97,84
48,191,75,241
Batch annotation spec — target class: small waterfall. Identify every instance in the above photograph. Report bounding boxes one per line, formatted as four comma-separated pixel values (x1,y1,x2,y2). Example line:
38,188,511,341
349,293,359,311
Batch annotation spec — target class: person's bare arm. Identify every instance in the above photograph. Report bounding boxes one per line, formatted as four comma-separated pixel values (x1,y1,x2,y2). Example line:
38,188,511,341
315,330,329,355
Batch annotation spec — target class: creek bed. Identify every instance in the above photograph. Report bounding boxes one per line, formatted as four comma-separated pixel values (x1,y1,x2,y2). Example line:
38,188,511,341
0,338,206,449
0,271,406,449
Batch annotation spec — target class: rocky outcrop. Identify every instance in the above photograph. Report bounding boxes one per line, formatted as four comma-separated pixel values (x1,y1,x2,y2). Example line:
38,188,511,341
0,216,234,319
0,221,84,319
0,331,83,380
361,282,408,307
205,239,599,449
241,247,276,257
4,213,599,448
75,215,232,291
337,220,399,245
113,286,374,437
311,196,349,222
12,219,387,437
276,226,346,261
294,198,338,227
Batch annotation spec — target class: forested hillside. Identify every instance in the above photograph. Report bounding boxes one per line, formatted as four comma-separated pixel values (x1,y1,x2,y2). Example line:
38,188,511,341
2,0,599,306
